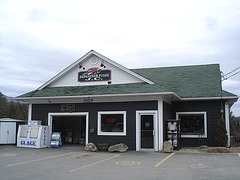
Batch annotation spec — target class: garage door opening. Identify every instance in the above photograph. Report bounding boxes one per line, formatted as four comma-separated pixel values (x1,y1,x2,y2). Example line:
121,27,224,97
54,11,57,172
52,116,86,145
48,112,89,147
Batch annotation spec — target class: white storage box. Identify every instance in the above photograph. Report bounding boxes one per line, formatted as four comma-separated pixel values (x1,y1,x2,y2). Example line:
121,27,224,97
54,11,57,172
17,125,48,148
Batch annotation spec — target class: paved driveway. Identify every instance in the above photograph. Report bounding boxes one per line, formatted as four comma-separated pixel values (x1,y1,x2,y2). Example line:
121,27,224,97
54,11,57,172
0,145,239,180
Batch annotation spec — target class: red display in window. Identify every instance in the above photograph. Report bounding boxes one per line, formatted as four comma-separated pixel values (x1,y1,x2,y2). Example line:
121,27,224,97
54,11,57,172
106,118,116,123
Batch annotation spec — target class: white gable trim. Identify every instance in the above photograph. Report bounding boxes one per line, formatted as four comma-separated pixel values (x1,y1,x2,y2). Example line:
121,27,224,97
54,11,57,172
38,50,154,90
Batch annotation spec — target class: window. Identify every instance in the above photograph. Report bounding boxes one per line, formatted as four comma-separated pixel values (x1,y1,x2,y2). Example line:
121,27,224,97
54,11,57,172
176,112,207,138
98,111,126,136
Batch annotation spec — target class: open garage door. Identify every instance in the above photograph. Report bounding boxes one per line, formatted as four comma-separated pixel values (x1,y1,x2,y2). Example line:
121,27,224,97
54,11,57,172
52,116,86,144
48,112,89,147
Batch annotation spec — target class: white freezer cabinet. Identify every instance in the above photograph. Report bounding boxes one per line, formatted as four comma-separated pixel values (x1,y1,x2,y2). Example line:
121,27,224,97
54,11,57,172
17,125,48,148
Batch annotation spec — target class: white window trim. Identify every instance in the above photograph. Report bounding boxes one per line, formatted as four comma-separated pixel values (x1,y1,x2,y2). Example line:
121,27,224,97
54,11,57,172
98,111,126,136
176,112,207,138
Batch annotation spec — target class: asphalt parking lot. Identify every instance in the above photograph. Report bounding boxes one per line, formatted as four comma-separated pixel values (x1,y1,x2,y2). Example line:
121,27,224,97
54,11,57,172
0,145,240,180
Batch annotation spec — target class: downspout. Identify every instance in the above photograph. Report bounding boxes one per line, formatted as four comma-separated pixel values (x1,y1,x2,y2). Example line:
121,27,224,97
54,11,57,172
220,72,224,119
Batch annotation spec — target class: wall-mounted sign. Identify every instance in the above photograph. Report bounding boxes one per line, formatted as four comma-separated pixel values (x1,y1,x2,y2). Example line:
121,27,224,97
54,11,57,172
145,122,151,127
61,104,75,112
78,67,111,82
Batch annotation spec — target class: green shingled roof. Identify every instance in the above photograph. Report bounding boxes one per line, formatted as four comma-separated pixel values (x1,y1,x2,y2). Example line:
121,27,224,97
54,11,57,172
17,64,237,99
132,64,223,98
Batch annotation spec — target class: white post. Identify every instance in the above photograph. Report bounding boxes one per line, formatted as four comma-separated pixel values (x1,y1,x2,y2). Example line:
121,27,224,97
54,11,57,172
158,98,163,151
48,113,52,147
225,102,230,147
154,111,159,152
28,103,32,123
136,112,140,151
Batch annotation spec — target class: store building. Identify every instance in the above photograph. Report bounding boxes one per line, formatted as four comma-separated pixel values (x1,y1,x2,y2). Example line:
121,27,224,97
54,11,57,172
17,50,238,151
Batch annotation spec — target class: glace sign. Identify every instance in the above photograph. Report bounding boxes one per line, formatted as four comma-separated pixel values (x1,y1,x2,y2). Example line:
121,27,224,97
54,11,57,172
78,68,111,82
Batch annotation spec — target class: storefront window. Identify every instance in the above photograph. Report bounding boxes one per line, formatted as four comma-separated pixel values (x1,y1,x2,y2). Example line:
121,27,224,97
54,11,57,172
98,111,126,135
176,112,207,138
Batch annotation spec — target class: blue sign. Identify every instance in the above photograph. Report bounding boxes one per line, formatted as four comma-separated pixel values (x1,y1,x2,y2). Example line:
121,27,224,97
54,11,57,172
145,122,151,127
50,132,62,147
43,127,47,145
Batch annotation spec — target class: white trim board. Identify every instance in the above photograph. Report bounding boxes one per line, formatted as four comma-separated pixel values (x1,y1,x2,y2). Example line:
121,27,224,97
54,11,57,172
158,99,163,151
16,92,181,102
16,92,238,104
225,103,230,147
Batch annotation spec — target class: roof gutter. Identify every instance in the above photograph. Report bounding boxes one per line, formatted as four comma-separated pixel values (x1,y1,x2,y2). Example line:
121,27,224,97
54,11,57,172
181,96,238,101
16,92,238,104
16,92,181,101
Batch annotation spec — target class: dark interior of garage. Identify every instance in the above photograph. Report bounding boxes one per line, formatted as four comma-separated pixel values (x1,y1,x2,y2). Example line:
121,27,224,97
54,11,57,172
52,116,86,145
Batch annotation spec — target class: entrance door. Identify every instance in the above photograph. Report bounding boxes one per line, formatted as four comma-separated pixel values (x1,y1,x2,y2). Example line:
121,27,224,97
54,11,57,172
136,111,158,151
141,115,154,148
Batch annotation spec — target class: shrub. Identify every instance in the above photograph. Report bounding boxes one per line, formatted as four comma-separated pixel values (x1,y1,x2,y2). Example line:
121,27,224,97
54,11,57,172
215,118,228,147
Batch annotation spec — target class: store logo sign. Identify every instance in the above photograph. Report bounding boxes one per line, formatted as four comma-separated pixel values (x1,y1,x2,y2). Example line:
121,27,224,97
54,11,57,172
78,68,111,82
21,140,36,146
61,104,75,112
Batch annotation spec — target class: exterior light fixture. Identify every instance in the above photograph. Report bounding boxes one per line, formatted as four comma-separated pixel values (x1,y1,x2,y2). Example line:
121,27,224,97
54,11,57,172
79,63,85,70
107,81,111,89
100,61,106,68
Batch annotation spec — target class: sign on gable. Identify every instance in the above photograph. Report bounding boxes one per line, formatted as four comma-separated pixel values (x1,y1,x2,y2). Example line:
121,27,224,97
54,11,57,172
78,67,111,82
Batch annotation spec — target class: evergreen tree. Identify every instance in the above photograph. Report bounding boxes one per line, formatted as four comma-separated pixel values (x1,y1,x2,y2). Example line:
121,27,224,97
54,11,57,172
7,101,17,118
6,101,28,120
0,92,28,120
230,112,238,137
0,92,8,118
15,103,28,120
230,112,240,144
215,118,228,147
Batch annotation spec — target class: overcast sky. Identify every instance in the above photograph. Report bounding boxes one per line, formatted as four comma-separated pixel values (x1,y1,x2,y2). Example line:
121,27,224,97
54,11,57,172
0,0,239,116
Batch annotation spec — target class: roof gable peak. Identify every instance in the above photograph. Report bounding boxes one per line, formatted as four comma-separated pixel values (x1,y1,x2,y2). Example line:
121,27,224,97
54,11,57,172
38,50,154,90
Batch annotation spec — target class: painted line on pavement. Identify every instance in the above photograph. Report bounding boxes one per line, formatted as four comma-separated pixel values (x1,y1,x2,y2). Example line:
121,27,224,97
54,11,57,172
154,152,175,167
0,154,16,158
190,163,212,169
7,152,78,167
175,151,239,155
116,161,141,166
69,154,120,172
